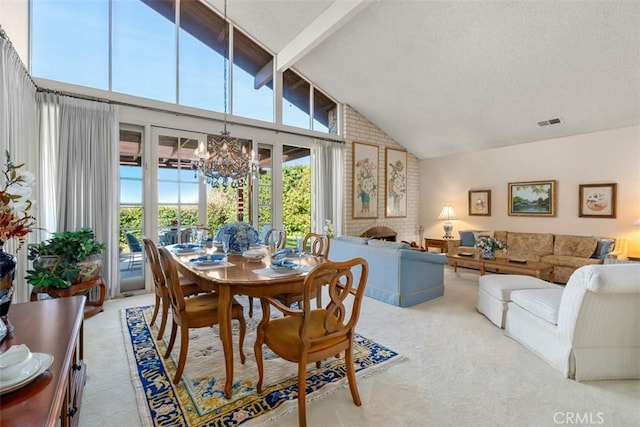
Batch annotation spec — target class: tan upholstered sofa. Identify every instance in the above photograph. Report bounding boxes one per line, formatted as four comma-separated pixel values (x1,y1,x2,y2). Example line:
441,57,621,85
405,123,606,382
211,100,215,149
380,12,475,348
450,230,627,284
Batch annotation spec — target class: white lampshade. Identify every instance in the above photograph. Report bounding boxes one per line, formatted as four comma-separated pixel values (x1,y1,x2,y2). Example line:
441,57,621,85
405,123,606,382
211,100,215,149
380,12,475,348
437,204,458,221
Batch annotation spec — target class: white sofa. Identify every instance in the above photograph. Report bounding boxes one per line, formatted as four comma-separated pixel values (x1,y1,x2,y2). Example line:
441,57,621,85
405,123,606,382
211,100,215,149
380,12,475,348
505,264,640,381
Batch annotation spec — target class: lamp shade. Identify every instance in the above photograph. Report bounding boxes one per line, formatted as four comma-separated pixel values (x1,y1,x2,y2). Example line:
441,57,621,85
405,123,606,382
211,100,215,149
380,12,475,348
633,218,640,226
437,205,457,221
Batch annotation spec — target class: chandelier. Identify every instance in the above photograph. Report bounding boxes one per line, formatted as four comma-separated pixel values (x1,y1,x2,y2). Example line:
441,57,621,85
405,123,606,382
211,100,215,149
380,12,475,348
192,0,257,189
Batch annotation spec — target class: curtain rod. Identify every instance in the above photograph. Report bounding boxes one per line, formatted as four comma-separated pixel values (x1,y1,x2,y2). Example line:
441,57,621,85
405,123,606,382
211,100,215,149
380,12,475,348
34,87,345,144
0,25,38,89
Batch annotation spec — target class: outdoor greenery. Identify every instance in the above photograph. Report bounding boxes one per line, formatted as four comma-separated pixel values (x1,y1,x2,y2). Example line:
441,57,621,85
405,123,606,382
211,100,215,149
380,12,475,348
119,165,311,251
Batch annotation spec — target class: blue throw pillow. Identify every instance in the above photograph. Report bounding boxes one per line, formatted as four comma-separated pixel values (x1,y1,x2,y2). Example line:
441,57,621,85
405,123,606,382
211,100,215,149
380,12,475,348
591,238,615,260
459,230,475,247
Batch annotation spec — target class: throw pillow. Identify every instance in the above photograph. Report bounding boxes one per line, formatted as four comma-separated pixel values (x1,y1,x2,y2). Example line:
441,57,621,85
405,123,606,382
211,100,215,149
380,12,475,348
591,237,616,260
458,230,476,247
472,230,493,241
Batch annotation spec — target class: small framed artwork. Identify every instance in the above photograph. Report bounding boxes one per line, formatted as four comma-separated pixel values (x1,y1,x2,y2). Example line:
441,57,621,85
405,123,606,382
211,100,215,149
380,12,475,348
579,183,616,218
385,148,407,217
468,189,491,216
352,141,379,219
508,180,557,217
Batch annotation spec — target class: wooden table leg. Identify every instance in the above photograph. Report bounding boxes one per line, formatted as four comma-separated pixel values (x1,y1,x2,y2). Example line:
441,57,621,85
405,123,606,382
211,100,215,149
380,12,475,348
218,285,234,399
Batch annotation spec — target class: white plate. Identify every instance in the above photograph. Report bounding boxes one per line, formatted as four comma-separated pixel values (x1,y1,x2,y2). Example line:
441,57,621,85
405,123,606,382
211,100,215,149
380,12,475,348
0,352,54,394
243,249,266,261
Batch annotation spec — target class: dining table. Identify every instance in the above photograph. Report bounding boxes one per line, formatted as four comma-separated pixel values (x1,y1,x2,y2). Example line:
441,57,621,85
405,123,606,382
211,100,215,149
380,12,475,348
169,245,328,399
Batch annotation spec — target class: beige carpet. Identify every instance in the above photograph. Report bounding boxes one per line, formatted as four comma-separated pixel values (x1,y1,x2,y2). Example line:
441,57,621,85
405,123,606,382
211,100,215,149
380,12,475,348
80,266,640,426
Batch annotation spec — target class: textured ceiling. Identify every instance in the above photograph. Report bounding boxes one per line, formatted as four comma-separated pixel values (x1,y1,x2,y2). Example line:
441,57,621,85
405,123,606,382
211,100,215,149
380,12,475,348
209,0,640,159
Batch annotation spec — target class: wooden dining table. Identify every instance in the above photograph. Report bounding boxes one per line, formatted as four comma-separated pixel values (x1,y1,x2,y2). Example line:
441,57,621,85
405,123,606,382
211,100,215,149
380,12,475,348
170,246,328,399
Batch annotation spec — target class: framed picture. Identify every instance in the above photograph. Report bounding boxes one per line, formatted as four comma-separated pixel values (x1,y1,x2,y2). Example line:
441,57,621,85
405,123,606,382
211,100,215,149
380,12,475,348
468,189,491,216
579,183,616,218
352,141,379,219
385,148,407,217
508,180,557,217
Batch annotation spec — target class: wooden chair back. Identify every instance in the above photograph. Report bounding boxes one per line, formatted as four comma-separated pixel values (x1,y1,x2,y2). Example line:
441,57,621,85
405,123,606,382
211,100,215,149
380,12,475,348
264,228,287,249
303,233,330,258
157,247,187,320
143,238,165,297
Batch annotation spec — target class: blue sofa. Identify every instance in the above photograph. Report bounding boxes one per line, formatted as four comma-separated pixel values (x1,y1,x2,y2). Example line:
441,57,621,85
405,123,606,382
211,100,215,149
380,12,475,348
328,236,447,307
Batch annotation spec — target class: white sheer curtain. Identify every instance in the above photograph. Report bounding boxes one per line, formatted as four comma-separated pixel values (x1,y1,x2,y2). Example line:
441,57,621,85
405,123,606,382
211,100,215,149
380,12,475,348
310,139,343,236
0,27,38,303
37,93,120,298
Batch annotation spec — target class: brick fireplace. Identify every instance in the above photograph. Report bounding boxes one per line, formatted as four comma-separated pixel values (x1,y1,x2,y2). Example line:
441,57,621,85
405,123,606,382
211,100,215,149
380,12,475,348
360,225,397,242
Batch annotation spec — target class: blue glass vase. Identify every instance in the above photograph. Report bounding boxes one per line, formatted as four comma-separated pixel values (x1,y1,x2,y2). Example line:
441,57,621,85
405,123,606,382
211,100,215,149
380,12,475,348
0,243,17,338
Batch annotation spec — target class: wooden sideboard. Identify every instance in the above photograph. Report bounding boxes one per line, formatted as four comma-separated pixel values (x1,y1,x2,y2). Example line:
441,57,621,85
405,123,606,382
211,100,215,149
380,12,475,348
0,296,86,427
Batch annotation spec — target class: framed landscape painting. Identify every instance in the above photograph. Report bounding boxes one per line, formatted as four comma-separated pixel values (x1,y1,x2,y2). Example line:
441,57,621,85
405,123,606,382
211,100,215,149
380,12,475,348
352,141,378,219
579,183,616,218
468,189,491,216
385,148,407,217
508,180,557,217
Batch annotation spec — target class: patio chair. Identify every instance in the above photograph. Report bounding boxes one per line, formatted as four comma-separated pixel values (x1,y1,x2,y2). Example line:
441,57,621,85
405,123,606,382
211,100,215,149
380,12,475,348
125,233,143,270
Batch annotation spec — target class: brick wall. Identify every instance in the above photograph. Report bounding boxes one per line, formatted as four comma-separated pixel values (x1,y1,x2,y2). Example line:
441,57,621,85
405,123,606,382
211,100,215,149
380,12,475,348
341,105,421,243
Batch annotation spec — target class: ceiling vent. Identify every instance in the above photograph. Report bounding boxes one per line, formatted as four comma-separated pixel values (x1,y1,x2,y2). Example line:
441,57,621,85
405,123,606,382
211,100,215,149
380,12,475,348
537,117,562,127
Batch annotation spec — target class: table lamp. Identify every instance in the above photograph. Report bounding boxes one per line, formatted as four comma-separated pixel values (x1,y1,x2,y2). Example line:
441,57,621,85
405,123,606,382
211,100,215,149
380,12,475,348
437,204,457,239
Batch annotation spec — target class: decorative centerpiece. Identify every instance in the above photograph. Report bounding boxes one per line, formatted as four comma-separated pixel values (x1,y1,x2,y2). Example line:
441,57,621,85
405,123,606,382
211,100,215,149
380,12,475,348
26,228,105,289
475,235,506,259
0,151,36,339
214,222,259,254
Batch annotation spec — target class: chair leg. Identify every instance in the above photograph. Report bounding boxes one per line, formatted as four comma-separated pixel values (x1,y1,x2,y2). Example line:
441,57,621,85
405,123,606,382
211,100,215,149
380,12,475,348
345,341,362,406
164,321,178,359
248,296,254,318
254,335,265,393
235,313,247,364
149,294,160,327
297,358,308,427
173,323,190,384
157,296,169,340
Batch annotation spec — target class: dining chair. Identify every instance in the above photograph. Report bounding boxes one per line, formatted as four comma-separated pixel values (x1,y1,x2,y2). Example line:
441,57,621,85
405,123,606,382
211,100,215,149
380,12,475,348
264,228,287,249
272,233,331,310
157,246,247,384
254,257,369,427
245,227,288,317
142,238,202,340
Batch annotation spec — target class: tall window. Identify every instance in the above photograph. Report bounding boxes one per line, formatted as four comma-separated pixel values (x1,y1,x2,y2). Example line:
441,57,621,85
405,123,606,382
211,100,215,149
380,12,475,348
178,0,225,111
30,0,337,135
31,0,109,89
282,145,311,240
112,0,177,103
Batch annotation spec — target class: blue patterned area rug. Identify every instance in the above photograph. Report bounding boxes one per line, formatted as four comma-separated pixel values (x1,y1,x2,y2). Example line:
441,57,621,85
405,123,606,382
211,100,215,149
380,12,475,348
122,305,403,426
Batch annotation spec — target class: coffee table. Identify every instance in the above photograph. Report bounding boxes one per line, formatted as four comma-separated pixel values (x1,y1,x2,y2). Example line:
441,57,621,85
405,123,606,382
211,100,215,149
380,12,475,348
447,254,554,282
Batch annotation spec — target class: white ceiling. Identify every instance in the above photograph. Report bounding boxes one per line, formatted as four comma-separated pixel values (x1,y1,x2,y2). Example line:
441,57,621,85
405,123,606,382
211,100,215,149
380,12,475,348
209,0,640,159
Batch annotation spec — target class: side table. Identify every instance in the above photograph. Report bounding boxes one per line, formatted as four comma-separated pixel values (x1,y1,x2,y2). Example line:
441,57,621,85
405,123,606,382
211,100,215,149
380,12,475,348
424,237,459,254
30,277,106,319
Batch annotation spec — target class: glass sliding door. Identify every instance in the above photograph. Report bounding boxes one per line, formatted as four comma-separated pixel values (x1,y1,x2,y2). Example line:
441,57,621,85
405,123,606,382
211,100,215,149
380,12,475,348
152,128,206,247
282,145,311,246
119,125,145,292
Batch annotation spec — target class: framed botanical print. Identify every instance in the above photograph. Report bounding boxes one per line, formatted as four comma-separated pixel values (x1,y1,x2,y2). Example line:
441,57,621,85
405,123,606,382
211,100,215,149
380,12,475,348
352,142,379,219
508,180,557,217
579,183,616,218
468,189,491,216
385,148,407,217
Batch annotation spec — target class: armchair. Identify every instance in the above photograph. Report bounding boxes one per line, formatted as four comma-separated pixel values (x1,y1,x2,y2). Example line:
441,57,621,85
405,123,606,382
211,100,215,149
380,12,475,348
505,264,640,380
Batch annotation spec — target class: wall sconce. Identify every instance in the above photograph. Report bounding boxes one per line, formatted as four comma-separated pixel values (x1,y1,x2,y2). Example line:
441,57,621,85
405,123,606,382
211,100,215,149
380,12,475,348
437,204,457,239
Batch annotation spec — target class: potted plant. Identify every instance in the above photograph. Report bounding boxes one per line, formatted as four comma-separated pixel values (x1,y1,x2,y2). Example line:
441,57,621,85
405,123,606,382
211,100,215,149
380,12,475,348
26,228,105,288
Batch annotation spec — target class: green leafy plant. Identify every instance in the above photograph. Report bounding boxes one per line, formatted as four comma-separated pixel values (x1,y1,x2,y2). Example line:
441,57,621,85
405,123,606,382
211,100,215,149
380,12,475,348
26,228,105,288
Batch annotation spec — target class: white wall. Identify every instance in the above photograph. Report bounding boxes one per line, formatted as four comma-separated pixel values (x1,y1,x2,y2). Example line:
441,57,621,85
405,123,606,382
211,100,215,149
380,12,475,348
419,125,640,254
0,0,29,66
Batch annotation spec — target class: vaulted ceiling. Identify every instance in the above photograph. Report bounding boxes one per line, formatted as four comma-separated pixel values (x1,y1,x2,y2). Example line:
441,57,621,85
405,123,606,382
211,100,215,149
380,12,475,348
207,0,640,159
